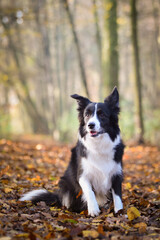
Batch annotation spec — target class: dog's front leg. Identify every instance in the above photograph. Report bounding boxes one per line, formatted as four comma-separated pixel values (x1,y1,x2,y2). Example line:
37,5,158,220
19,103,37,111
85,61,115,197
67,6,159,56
112,174,123,213
79,176,100,217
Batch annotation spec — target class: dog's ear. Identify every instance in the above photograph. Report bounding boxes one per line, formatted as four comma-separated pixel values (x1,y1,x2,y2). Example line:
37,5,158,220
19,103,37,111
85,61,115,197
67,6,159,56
104,86,119,109
71,94,91,122
71,94,90,110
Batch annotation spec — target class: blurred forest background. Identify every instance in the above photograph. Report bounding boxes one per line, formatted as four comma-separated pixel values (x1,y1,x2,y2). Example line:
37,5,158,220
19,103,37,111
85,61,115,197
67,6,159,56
0,0,160,144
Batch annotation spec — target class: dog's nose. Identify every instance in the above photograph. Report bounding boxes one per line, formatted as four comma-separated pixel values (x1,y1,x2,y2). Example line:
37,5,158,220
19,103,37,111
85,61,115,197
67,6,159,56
88,122,95,129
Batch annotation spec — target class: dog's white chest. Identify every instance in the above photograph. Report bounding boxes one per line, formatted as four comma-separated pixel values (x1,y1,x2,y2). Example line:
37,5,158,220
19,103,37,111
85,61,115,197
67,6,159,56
79,133,122,207
81,151,121,195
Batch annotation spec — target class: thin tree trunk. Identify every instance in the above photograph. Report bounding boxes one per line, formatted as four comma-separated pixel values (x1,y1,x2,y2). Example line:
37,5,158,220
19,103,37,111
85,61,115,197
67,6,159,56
62,0,90,97
152,0,160,103
130,0,144,143
152,0,160,64
92,0,103,99
55,24,63,116
104,0,119,93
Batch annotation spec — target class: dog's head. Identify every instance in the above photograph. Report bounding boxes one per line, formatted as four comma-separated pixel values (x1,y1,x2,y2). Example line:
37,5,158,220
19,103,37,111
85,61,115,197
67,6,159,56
71,87,120,141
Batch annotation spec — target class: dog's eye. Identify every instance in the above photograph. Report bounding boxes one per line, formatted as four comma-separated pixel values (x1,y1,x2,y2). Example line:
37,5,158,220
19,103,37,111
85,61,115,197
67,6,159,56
98,111,105,118
85,113,90,117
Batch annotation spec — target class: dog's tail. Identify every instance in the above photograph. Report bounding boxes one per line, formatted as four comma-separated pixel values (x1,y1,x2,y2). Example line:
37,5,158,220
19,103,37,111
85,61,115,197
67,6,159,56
20,189,61,206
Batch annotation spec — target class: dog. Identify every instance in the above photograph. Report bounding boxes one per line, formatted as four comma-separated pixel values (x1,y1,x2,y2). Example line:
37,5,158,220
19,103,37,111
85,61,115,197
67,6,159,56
20,87,124,217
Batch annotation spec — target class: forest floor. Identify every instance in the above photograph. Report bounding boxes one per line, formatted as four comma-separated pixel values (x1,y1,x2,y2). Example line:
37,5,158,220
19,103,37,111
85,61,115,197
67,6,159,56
0,138,159,240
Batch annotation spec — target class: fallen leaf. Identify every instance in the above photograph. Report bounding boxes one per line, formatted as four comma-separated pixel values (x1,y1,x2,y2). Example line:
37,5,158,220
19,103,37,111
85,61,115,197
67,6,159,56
14,233,29,238
82,230,99,238
127,207,140,221
50,207,61,211
63,219,78,224
120,223,131,230
0,165,9,178
134,222,147,233
76,189,82,199
97,224,105,235
3,188,12,193
0,238,12,240
126,182,132,189
70,227,83,237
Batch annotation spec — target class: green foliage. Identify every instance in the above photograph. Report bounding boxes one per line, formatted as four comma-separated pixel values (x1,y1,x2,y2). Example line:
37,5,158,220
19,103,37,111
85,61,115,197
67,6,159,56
0,110,11,137
144,109,160,144
57,105,79,143
119,100,135,141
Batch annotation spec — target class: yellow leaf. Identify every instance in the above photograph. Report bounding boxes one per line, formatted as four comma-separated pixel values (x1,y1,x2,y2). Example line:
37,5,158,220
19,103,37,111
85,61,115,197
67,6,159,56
92,220,103,226
15,233,29,238
120,223,131,230
126,182,131,189
127,207,140,221
4,188,12,193
0,237,12,240
50,207,61,211
26,164,34,169
83,230,99,238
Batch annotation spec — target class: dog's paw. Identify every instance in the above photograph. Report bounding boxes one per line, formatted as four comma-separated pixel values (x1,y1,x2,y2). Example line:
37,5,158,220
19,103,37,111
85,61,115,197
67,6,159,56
114,208,124,217
88,202,100,217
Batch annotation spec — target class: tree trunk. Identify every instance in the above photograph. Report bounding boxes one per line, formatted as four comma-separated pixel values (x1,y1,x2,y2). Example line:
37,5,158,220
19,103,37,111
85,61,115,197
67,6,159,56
92,0,103,99
62,0,90,97
33,0,57,129
104,0,119,93
130,0,144,143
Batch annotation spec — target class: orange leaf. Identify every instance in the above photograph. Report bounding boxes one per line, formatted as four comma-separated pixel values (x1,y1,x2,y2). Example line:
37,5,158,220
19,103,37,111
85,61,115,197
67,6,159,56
4,188,12,193
134,222,147,233
0,165,9,178
76,189,82,199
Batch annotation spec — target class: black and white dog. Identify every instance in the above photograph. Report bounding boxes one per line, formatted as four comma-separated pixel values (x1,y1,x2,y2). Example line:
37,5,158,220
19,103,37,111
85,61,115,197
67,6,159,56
20,87,124,216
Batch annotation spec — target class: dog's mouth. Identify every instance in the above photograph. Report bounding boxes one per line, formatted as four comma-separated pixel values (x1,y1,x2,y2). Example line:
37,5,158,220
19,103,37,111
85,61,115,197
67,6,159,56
89,130,104,137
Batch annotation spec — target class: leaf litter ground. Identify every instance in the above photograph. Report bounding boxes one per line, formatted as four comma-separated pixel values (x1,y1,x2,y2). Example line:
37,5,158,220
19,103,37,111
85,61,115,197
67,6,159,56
0,139,160,239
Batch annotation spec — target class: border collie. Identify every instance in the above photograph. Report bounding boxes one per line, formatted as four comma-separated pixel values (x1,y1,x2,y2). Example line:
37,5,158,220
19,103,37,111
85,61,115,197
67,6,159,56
20,87,124,217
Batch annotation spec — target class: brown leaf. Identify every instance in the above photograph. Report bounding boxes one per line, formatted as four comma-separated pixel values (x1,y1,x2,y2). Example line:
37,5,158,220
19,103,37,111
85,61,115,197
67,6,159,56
97,224,105,235
70,227,83,237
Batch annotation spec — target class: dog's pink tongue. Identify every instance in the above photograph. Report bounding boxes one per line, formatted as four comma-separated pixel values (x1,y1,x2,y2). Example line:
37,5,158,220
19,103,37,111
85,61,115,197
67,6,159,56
90,131,97,136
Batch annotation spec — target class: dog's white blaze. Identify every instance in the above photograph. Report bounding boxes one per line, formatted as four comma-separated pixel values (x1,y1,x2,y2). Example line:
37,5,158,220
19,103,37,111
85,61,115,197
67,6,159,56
62,192,70,208
20,189,47,201
112,189,123,213
87,104,100,132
